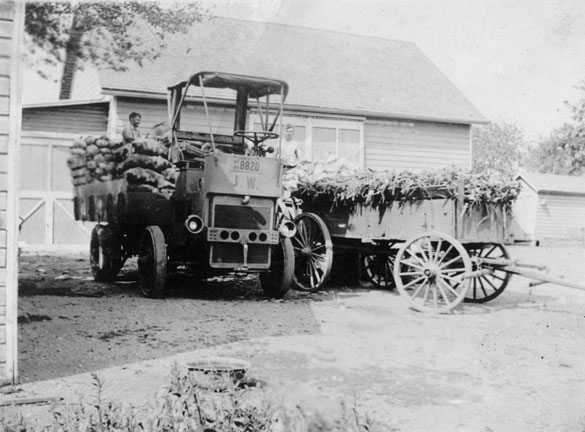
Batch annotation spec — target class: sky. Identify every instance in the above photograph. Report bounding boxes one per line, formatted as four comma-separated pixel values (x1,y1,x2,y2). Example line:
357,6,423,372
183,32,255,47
200,0,585,142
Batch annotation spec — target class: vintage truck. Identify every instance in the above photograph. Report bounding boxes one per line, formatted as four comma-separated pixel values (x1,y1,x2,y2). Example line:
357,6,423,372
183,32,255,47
72,72,297,299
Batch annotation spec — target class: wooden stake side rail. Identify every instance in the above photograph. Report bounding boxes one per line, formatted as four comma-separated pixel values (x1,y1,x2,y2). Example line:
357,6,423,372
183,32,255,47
73,179,173,226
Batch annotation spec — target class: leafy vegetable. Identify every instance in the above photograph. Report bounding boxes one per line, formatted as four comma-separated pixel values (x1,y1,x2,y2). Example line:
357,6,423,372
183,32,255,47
283,158,522,213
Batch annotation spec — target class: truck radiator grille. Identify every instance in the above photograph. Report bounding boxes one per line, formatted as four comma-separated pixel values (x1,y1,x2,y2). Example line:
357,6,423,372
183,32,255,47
213,204,271,229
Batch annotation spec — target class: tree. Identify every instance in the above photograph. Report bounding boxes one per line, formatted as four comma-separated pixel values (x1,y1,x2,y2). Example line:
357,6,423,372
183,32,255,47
24,1,208,97
525,82,585,175
471,121,526,176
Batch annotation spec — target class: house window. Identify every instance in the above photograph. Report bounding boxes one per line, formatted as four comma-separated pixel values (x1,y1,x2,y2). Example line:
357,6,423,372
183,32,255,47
253,116,363,166
311,120,362,166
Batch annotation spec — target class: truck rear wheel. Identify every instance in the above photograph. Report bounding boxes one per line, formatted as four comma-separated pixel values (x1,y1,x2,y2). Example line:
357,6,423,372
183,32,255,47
138,226,167,298
260,237,294,299
90,224,123,282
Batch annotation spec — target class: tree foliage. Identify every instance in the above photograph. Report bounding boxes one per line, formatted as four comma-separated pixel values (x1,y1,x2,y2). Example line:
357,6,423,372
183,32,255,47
471,122,526,176
526,82,585,175
24,1,207,74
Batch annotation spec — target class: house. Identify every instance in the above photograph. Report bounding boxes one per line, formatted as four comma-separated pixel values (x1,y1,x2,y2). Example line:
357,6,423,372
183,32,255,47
1,0,24,384
513,172,585,245
20,17,487,249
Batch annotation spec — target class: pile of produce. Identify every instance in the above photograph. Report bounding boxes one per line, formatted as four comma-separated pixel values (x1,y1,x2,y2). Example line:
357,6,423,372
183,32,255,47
67,136,179,193
283,158,522,213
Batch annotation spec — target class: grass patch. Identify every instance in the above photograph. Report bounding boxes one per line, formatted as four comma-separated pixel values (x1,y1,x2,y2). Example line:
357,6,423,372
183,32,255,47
0,364,396,431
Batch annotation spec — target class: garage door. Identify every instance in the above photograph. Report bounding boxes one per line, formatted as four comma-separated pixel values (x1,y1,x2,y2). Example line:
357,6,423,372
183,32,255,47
19,131,93,249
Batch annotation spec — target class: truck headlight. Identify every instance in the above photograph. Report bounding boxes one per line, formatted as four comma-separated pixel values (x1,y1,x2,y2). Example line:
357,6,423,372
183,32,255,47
278,220,296,238
185,215,205,234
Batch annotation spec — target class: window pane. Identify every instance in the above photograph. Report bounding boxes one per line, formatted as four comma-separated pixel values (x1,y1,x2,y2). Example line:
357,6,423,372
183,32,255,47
312,127,336,161
20,145,48,190
339,129,360,163
52,145,72,191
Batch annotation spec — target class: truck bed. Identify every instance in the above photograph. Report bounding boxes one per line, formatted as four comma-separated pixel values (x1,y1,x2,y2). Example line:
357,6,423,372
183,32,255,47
73,179,173,226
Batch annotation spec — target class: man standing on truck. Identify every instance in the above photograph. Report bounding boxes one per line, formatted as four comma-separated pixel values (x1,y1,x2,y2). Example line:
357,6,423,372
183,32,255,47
122,112,142,143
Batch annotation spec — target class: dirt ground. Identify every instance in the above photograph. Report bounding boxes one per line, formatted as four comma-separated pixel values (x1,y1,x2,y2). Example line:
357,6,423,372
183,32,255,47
10,245,585,431
17,252,324,383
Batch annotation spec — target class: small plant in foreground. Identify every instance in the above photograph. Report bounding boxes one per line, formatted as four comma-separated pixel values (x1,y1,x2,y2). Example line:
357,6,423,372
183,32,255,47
0,364,395,431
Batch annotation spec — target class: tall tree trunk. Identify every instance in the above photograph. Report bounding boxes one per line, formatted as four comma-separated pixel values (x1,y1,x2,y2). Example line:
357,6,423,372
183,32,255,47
59,16,82,100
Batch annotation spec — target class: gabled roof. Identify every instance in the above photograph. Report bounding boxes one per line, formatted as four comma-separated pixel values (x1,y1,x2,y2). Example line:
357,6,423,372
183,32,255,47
517,172,585,195
97,17,486,125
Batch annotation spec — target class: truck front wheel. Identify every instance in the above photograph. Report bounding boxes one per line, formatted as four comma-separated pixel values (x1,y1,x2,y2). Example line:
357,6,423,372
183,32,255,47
138,226,167,298
260,237,294,299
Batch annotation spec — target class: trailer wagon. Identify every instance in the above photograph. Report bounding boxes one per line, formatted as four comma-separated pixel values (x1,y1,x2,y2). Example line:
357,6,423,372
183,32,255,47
287,175,583,313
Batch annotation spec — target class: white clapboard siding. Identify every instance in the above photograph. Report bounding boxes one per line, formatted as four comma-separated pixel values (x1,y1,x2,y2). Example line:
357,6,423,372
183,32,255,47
364,119,471,171
536,193,585,241
22,103,108,135
116,97,236,137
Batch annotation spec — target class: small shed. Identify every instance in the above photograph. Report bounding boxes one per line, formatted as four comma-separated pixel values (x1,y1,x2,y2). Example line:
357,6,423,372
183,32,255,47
513,172,585,245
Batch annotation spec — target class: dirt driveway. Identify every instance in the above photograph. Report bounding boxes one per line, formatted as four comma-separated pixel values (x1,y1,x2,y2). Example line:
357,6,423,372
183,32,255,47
10,245,585,431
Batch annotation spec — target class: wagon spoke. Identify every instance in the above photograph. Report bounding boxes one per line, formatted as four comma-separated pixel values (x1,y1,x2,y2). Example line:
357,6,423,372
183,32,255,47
410,280,428,299
310,243,326,253
432,283,439,308
399,270,425,277
489,272,507,282
436,280,454,306
480,274,498,292
401,258,425,270
433,238,443,263
438,278,460,297
439,254,464,269
420,282,431,304
435,244,454,265
477,275,489,298
403,275,426,290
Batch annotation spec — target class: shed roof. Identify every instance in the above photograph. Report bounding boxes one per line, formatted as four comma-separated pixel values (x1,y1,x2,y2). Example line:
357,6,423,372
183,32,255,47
97,17,486,125
517,172,585,195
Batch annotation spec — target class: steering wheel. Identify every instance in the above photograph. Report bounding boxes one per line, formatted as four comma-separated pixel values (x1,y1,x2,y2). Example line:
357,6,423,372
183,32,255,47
234,130,279,147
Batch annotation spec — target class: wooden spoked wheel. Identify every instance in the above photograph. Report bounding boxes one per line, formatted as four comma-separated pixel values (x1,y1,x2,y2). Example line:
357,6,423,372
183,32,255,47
394,232,472,313
361,242,398,290
89,224,123,282
291,213,333,292
260,237,294,299
137,226,167,299
464,243,511,303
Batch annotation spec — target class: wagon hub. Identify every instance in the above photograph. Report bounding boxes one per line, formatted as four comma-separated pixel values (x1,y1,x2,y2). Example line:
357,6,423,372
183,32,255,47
301,246,313,256
423,264,441,280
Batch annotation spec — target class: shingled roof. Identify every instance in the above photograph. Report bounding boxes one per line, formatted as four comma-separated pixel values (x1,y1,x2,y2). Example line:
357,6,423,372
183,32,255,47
517,172,585,196
98,17,486,124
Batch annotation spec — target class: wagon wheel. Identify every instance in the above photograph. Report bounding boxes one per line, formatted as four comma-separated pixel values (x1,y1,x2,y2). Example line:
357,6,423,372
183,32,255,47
260,237,294,299
137,226,167,299
291,213,333,292
464,243,511,303
393,232,472,313
89,224,123,282
361,242,398,290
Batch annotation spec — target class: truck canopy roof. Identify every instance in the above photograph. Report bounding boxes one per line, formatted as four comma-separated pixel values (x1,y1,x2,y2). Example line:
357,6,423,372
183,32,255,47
168,71,289,100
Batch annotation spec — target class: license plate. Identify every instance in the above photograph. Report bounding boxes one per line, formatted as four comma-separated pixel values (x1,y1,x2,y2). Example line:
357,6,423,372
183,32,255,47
232,156,262,173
